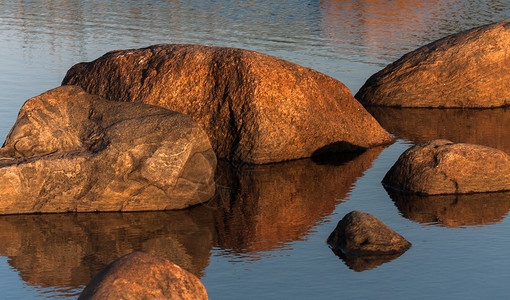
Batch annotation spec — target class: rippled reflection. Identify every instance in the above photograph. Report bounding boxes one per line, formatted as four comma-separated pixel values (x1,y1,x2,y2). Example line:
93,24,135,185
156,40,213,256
331,249,406,272
0,208,216,295
388,189,510,228
367,107,510,153
210,148,384,257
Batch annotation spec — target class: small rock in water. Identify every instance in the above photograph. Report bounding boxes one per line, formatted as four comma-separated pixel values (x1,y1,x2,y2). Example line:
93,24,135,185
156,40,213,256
78,252,208,300
327,211,411,256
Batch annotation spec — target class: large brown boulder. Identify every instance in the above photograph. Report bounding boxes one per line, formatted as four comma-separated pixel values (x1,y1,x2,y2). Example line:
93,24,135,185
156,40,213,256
0,86,216,214
327,211,411,256
62,44,393,163
78,252,208,300
383,140,510,195
356,21,510,108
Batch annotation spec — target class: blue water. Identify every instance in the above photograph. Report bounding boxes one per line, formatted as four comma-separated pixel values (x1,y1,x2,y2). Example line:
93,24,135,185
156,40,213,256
1,0,510,299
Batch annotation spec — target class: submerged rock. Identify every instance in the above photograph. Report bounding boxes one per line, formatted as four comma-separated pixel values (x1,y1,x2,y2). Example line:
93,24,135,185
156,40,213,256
327,211,411,256
78,252,208,300
356,21,510,108
62,44,393,163
0,86,216,214
383,140,510,195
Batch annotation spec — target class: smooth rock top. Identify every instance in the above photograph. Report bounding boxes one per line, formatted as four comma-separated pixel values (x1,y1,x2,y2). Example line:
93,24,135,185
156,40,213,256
356,21,510,108
78,252,208,300
0,86,216,214
62,44,393,163
383,140,510,195
327,211,411,256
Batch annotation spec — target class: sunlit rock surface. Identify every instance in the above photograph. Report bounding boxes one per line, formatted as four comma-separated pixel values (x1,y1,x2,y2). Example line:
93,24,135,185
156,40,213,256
62,44,393,163
388,189,510,228
383,140,510,195
78,252,208,300
0,86,216,214
211,148,384,255
0,209,215,293
366,106,510,153
327,211,411,256
356,21,510,108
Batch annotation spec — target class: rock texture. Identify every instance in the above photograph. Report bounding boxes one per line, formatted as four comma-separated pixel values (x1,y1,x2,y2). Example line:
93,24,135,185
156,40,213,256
356,21,510,108
388,189,510,228
327,211,411,256
0,86,216,214
383,140,510,195
78,252,208,300
62,44,393,163
366,106,510,153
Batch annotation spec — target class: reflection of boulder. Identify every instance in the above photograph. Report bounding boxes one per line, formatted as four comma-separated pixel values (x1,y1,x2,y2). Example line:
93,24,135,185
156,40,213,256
62,44,393,163
0,208,215,292
211,147,384,255
367,106,510,153
79,252,208,300
331,249,405,272
388,188,510,227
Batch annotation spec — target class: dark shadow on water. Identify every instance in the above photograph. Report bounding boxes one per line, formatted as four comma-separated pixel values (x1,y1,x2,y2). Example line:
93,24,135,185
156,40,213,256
208,146,386,257
311,141,366,165
386,187,510,228
331,248,405,272
0,208,216,293
367,106,510,153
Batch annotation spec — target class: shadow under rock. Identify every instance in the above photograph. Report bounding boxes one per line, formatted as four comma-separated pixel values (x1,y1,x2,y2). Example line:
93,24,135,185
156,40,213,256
209,147,385,257
331,248,405,272
0,207,216,293
387,187,510,227
367,106,510,153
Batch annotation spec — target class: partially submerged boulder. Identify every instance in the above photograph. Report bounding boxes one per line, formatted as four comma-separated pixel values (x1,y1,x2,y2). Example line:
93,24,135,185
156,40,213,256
327,211,411,256
62,44,393,163
78,252,208,300
356,21,510,108
0,86,216,214
383,140,510,195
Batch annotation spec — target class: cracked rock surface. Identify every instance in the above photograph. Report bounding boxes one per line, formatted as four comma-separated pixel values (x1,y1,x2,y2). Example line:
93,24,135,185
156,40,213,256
383,140,510,195
0,86,216,214
62,44,393,163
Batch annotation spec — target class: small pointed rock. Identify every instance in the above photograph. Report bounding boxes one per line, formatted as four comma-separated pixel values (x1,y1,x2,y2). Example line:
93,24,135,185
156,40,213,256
327,211,411,256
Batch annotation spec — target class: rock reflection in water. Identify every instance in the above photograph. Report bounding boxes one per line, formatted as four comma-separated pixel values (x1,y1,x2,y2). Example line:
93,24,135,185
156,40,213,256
0,208,215,293
387,189,510,227
331,249,405,272
367,107,510,153
210,147,384,256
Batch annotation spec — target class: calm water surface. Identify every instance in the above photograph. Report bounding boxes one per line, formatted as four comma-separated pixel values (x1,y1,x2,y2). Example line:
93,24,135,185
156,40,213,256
1,1,510,299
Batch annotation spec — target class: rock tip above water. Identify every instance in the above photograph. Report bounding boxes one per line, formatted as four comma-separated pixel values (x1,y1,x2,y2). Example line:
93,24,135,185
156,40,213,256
78,251,208,300
327,211,411,256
